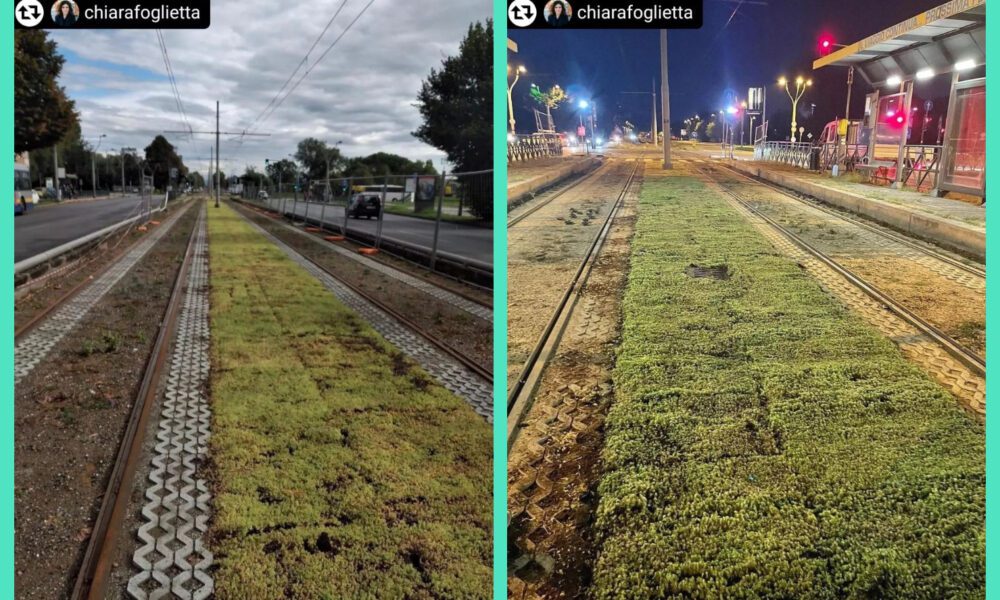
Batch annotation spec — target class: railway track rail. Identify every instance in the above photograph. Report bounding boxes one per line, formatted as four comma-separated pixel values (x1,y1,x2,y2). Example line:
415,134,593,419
237,202,492,321
507,160,640,445
709,162,985,278
507,162,610,228
71,205,205,599
694,164,985,386
234,210,494,419
695,167,986,417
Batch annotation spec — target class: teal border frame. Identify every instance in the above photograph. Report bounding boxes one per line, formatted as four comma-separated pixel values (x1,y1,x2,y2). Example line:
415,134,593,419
493,5,509,599
3,7,14,599
987,1,996,597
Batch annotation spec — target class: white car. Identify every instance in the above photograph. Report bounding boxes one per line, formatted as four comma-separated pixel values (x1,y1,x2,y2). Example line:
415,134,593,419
258,190,269,200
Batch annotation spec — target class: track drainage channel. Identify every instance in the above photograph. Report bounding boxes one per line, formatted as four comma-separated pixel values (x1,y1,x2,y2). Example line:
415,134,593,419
686,264,730,280
128,210,213,599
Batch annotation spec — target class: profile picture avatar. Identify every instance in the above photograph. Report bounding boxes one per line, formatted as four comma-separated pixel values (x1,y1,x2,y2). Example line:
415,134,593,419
544,0,572,26
51,0,79,25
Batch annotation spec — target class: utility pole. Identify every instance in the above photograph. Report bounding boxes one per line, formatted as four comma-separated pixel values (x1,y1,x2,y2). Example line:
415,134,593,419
660,30,672,169
215,101,221,207
165,100,270,209
845,65,854,121
121,148,126,196
53,145,61,201
651,79,658,148
209,146,213,196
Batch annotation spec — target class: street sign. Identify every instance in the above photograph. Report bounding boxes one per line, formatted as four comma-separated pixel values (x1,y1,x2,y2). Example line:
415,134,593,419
747,87,765,114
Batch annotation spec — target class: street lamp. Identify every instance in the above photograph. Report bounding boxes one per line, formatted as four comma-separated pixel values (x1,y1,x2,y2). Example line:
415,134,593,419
91,134,106,198
779,76,812,142
507,65,526,134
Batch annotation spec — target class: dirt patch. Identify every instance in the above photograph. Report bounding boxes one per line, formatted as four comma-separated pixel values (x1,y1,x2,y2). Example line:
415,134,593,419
13,203,198,600
507,162,635,388
840,256,985,355
233,203,492,371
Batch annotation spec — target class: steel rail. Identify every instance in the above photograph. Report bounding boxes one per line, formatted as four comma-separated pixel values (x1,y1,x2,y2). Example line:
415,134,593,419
709,161,985,278
233,207,493,385
507,161,612,228
696,165,985,378
70,206,203,600
507,160,640,446
15,201,194,342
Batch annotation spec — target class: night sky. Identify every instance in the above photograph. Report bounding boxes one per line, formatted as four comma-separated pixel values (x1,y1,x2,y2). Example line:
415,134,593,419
508,0,955,141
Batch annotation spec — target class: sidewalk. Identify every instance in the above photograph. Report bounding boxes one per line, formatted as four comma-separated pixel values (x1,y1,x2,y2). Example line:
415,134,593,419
728,159,985,259
507,155,601,204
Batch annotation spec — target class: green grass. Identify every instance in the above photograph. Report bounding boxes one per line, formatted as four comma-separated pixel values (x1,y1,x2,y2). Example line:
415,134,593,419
207,204,491,599
592,175,984,599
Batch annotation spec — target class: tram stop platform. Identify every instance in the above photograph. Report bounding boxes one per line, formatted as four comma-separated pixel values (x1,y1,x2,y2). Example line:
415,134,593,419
726,159,985,260
507,156,601,205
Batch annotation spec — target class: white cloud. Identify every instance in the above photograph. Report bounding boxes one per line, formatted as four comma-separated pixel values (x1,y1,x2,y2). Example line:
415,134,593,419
49,0,489,175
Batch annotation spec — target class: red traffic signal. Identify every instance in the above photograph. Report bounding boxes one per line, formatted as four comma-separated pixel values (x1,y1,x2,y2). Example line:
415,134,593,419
818,35,835,56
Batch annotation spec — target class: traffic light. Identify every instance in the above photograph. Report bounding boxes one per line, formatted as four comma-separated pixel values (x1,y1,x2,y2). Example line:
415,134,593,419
818,34,835,56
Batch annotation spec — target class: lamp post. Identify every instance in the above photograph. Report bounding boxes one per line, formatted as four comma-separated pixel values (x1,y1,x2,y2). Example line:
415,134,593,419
778,76,812,142
507,65,526,134
91,134,106,198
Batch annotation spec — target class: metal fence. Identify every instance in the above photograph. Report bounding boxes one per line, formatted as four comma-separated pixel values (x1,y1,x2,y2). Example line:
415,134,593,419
753,142,814,169
240,170,492,283
507,134,562,162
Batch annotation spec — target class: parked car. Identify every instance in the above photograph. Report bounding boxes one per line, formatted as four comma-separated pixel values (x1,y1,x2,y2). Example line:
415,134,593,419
258,190,269,200
348,193,381,219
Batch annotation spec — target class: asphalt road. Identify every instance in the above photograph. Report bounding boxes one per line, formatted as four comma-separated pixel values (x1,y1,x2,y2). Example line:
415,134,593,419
15,195,155,262
280,201,493,268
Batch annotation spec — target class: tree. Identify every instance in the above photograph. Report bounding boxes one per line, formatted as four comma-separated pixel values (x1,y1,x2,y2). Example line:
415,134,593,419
187,171,205,188
529,84,567,131
265,159,297,189
143,135,186,189
343,153,437,179
414,20,491,174
295,137,343,181
15,30,78,154
241,166,270,187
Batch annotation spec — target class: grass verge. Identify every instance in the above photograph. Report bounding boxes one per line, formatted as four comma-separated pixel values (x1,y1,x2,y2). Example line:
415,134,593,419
207,204,491,598
592,174,984,599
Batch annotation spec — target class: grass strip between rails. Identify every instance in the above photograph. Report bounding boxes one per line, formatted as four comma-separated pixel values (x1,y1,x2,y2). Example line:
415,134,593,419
593,174,984,599
207,204,491,599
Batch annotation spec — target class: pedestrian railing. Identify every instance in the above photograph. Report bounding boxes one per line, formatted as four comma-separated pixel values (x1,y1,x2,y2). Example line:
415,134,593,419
753,141,814,169
240,169,493,281
507,134,562,163
899,144,942,191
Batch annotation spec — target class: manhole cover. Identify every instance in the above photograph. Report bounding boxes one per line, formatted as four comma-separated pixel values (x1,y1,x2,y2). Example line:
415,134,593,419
685,264,730,280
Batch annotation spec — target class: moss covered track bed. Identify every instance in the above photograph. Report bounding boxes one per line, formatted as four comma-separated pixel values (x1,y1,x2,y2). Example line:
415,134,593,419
593,173,984,599
207,204,491,598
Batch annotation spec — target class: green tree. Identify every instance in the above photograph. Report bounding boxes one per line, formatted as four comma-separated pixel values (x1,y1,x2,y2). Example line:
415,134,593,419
414,20,491,174
529,83,567,131
265,159,297,189
295,138,342,181
15,30,78,154
144,135,187,189
187,171,205,188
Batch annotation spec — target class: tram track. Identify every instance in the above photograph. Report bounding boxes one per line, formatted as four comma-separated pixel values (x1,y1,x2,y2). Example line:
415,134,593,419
70,205,205,599
693,164,985,414
507,159,639,444
232,208,494,419
710,161,985,277
507,162,610,228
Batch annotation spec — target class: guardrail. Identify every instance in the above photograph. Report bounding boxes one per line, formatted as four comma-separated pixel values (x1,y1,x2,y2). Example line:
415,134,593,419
15,192,170,277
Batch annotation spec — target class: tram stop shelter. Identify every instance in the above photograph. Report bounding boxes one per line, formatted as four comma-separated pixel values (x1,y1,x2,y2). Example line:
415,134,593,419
812,0,985,199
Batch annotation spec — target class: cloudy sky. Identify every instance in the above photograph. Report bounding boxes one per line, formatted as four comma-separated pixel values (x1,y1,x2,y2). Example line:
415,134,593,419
49,0,490,177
